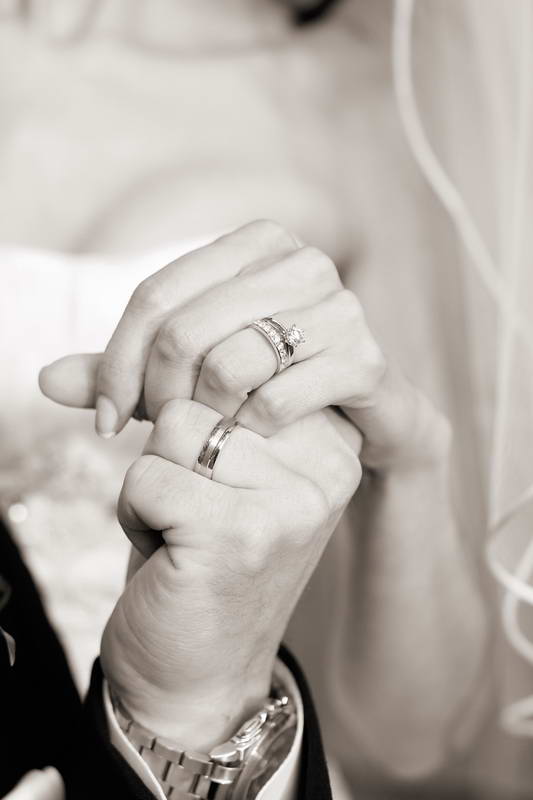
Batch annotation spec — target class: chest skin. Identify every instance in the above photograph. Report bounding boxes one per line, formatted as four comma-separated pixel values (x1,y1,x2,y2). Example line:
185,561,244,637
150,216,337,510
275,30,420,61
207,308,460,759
0,15,368,265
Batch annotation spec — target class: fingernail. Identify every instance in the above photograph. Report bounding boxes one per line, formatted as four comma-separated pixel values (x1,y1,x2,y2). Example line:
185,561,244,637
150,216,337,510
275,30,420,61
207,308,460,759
95,395,118,439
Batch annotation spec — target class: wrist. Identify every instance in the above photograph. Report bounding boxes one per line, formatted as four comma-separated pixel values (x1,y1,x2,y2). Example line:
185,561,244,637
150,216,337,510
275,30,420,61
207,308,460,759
109,668,298,800
102,628,274,752
111,676,272,754
101,561,279,751
361,399,452,476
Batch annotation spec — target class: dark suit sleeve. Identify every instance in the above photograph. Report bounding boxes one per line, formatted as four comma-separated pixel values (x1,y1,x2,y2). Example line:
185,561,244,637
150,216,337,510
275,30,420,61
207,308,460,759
0,520,154,800
279,645,333,800
85,647,333,800
82,661,155,799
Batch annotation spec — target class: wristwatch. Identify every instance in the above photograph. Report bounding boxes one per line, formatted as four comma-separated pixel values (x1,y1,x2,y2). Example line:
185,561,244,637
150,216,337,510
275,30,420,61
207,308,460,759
112,680,297,799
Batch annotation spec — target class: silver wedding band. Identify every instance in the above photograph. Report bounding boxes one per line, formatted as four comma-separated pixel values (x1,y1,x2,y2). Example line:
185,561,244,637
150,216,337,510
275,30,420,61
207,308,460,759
194,416,239,480
249,317,305,374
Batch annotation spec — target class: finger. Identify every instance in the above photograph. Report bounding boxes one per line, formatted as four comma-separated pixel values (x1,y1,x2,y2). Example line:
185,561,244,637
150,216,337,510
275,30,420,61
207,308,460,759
342,363,449,470
193,291,350,418
95,221,299,437
39,353,100,408
235,288,385,436
39,353,147,422
321,406,363,456
236,352,358,436
149,399,361,529
4,768,65,800
143,398,290,490
267,409,363,519
118,454,236,558
144,246,341,419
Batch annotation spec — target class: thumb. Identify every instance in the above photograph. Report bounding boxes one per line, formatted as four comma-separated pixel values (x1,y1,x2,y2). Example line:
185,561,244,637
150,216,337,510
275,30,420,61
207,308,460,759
4,767,65,800
39,353,101,409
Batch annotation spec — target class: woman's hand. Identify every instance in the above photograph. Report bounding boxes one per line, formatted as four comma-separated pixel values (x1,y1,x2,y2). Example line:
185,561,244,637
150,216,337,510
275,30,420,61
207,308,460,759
40,219,449,474
101,399,362,750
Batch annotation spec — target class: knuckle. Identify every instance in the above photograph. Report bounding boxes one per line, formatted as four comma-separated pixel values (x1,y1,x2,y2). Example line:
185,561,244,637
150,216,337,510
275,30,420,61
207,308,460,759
300,246,339,285
156,319,198,365
292,479,330,539
201,352,246,398
352,341,387,400
123,454,159,499
364,341,387,384
335,288,364,323
154,397,188,433
252,386,290,427
245,219,298,251
154,398,207,441
324,450,362,511
129,276,167,314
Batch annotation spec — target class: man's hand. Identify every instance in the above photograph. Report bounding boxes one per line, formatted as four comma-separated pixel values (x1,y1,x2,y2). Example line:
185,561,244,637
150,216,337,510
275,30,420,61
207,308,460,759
100,399,361,752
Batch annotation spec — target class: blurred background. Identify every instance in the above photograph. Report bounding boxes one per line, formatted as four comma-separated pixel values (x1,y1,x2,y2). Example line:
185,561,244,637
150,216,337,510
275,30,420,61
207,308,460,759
2,1,533,798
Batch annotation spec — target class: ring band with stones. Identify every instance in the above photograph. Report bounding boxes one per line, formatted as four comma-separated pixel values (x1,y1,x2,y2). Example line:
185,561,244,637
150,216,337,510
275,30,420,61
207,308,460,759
194,416,239,480
249,317,305,373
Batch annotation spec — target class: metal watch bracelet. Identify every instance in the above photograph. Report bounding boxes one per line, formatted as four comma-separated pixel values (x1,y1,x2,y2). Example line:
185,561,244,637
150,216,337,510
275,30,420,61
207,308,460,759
111,682,296,799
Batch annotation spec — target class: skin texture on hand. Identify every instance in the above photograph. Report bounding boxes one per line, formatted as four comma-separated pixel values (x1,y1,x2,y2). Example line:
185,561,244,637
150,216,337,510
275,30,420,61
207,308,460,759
4,768,64,800
39,219,448,475
39,220,486,772
101,402,362,750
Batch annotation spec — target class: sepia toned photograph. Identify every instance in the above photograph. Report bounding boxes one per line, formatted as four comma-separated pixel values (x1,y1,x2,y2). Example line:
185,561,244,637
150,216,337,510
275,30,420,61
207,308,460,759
1,1,532,798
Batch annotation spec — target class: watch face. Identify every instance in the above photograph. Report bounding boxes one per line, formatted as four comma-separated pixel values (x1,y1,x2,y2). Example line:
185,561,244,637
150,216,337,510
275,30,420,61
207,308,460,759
238,718,297,799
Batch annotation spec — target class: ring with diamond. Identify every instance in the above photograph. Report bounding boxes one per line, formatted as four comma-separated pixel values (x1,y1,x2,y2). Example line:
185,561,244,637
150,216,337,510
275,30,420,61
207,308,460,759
249,317,306,373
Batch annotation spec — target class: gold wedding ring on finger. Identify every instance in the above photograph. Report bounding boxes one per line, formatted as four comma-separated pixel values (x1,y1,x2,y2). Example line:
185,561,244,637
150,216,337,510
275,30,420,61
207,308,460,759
249,317,306,373
194,416,240,480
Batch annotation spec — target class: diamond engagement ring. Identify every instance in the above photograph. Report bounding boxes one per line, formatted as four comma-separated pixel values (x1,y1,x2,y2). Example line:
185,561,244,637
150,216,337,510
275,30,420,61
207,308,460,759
284,323,306,353
194,416,240,480
249,317,306,373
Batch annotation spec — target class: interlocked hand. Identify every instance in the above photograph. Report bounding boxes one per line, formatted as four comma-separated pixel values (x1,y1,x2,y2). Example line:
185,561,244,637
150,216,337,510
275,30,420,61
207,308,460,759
40,220,448,472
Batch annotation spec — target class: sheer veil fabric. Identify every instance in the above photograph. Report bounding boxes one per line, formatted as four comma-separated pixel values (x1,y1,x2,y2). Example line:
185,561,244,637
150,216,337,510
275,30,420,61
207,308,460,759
285,1,533,797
